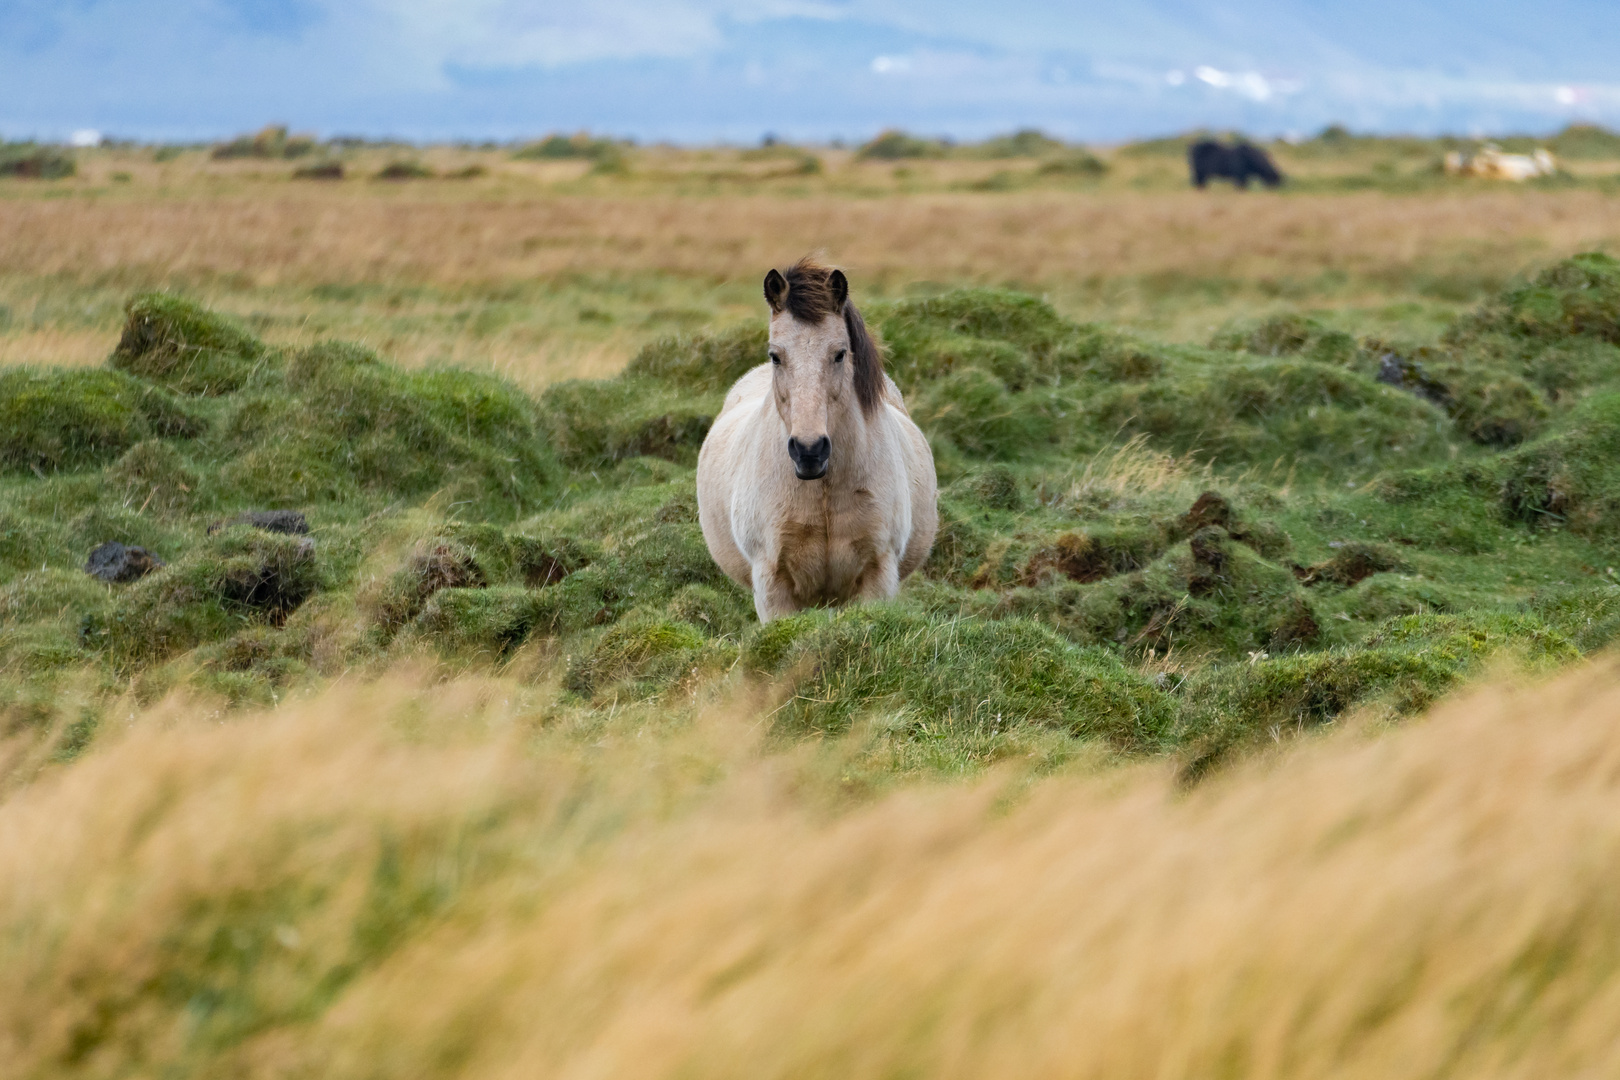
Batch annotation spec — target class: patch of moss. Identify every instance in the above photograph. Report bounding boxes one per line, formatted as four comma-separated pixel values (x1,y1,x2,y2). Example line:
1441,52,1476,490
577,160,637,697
208,344,558,513
1499,392,1620,535
109,294,274,396
1178,612,1579,774
1454,252,1620,346
95,530,323,669
105,440,204,517
0,368,169,473
539,378,715,468
665,583,752,637
746,606,1174,750
563,614,708,700
1086,359,1452,476
1211,313,1357,364
1530,584,1620,651
414,586,545,657
912,368,1057,458
622,323,768,393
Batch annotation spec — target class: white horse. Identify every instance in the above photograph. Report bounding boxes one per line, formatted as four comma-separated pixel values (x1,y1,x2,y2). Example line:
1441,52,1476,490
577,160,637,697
697,259,937,622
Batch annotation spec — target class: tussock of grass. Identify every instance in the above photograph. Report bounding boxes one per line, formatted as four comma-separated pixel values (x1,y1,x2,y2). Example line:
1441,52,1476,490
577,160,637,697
110,293,271,396
746,607,1173,750
95,528,323,670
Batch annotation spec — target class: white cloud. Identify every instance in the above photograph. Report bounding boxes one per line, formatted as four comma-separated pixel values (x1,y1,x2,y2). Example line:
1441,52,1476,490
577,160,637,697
374,0,847,69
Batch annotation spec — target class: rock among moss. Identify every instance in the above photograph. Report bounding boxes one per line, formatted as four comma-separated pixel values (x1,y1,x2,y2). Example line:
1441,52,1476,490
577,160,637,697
84,542,165,584
97,530,323,668
110,294,272,396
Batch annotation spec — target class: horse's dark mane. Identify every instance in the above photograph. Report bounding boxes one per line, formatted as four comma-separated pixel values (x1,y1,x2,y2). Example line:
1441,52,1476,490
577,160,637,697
777,257,885,416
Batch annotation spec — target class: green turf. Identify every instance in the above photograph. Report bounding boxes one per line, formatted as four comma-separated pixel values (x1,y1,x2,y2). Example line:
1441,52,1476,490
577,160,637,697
4,255,1620,778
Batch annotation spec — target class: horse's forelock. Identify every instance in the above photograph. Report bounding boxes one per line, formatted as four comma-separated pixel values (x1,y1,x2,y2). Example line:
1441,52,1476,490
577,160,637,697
779,258,884,417
781,258,841,323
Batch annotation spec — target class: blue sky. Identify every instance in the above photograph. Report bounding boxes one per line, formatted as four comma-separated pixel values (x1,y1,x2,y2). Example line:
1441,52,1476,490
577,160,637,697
2,0,1618,143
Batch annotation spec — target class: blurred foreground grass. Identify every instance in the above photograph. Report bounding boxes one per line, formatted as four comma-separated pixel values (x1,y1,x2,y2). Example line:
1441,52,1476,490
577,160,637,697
5,651,1620,1076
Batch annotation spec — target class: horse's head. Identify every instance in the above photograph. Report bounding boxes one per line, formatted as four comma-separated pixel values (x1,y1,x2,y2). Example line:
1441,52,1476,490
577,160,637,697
762,258,884,481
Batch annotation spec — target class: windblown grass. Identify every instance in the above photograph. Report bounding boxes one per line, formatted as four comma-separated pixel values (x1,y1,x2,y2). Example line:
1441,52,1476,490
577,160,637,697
3,658,1620,1076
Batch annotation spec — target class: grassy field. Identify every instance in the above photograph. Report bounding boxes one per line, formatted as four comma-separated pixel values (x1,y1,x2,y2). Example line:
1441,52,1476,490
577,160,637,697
4,127,1620,1075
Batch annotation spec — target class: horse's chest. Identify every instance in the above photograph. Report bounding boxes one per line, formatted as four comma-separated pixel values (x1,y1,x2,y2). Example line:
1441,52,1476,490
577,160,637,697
774,494,882,604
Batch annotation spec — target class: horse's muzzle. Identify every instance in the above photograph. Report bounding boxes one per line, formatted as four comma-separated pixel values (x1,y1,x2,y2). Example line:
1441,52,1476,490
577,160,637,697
788,435,831,480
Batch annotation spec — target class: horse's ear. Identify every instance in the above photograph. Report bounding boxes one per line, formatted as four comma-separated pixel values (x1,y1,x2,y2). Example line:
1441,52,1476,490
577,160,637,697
763,269,788,313
828,269,849,307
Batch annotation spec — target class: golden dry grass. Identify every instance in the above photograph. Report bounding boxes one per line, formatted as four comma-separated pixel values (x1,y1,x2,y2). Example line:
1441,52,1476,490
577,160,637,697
3,189,1616,290
4,658,1620,1077
0,328,108,369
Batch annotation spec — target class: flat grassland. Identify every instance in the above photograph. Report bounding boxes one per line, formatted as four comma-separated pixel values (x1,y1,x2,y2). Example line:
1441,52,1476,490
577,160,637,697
4,132,1620,1077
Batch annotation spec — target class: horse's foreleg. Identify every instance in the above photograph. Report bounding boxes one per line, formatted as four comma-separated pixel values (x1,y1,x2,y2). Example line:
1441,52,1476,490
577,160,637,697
853,551,900,604
751,561,798,623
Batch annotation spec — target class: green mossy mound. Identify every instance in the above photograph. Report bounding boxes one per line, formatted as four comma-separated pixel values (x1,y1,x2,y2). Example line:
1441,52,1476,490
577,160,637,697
8,267,1620,778
1178,612,1580,773
539,379,715,468
110,294,273,396
0,368,201,473
1086,359,1452,475
94,529,323,670
414,586,547,657
564,614,709,701
745,607,1174,749
1457,252,1620,346
1210,313,1357,364
622,323,768,393
1499,392,1620,535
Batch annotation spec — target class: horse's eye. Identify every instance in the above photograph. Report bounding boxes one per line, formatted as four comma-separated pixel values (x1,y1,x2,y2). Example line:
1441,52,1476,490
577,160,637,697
834,350,847,363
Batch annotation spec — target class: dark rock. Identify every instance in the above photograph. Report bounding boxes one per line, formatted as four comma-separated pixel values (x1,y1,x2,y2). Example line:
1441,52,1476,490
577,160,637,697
85,541,165,584
1376,353,1452,408
207,510,310,536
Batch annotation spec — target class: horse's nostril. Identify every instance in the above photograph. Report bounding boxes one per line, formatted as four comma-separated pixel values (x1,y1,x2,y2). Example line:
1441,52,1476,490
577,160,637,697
787,436,832,474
